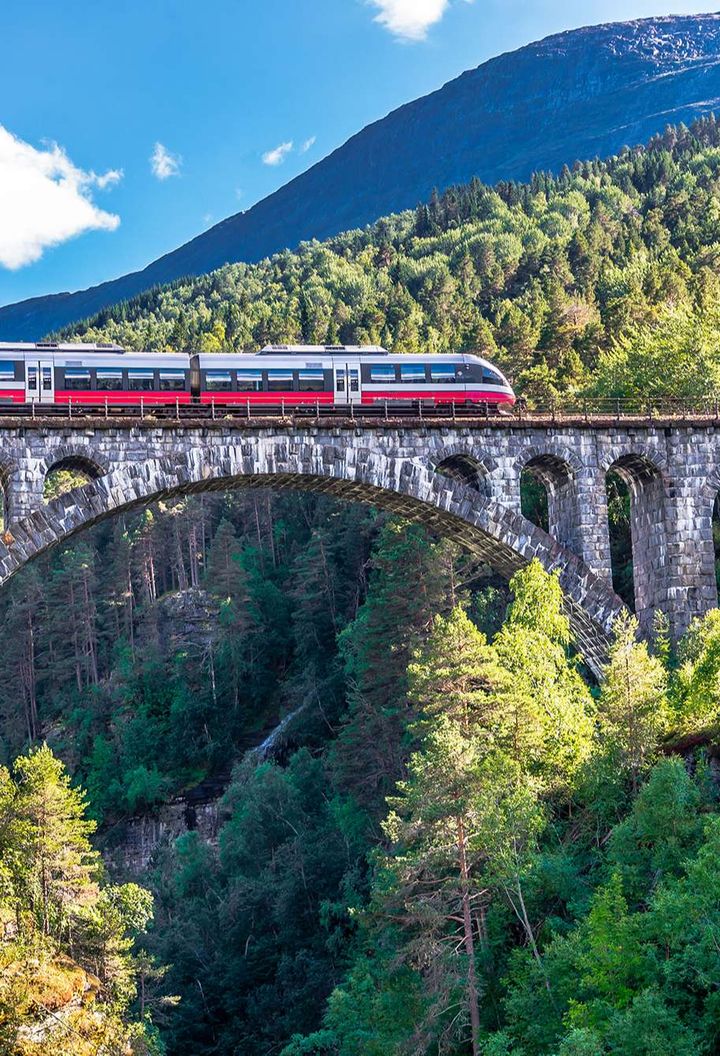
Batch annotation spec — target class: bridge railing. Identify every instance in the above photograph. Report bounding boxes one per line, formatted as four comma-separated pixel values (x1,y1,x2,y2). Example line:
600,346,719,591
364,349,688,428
0,396,719,422
513,396,720,421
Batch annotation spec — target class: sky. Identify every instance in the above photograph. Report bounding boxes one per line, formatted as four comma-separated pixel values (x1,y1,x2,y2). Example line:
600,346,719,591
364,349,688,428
0,0,717,308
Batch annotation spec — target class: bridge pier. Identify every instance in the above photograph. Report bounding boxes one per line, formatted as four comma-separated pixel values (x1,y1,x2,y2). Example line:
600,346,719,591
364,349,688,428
622,463,670,636
7,464,45,524
562,464,613,581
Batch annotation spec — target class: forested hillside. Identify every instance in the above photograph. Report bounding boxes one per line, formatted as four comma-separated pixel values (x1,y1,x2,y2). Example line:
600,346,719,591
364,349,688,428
7,11,720,339
64,114,720,404
4,118,720,1054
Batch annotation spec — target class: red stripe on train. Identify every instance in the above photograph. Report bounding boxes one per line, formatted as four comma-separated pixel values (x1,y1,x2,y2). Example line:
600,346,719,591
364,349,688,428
199,390,514,405
361,390,515,404
199,392,335,405
54,391,192,405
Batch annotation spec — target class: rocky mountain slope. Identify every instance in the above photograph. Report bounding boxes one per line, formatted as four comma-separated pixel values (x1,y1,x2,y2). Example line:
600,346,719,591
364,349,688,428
4,12,720,339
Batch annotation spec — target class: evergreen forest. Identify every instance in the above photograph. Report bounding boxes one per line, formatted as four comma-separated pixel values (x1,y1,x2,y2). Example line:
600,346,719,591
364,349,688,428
5,118,720,1053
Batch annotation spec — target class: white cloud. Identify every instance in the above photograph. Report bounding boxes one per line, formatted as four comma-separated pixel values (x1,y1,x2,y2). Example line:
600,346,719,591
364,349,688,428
95,168,123,189
150,142,182,180
0,124,121,270
300,136,317,154
368,0,470,42
262,140,293,166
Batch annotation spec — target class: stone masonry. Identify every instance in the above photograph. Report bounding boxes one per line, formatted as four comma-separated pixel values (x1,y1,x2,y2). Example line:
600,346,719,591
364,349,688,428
0,415,718,676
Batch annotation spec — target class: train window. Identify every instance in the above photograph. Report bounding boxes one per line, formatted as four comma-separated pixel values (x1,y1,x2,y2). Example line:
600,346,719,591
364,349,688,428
64,368,91,390
97,370,123,391
0,362,15,381
236,370,262,392
482,366,504,385
400,364,426,382
159,370,186,392
298,369,324,392
128,370,155,391
267,369,293,391
42,367,52,392
431,365,460,383
206,371,233,391
370,364,395,382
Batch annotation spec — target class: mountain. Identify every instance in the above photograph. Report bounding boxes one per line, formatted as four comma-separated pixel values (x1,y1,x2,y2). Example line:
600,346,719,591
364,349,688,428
4,11,720,340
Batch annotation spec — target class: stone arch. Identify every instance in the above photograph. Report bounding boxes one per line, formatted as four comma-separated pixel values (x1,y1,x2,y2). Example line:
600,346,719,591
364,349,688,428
515,444,584,480
429,446,498,495
603,448,669,632
433,455,492,495
42,446,108,504
600,445,668,486
0,441,625,676
516,445,584,556
42,445,108,481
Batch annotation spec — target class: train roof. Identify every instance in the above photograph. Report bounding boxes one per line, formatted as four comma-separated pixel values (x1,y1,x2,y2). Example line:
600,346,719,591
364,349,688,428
0,341,125,353
259,344,388,356
52,352,189,367
195,351,496,366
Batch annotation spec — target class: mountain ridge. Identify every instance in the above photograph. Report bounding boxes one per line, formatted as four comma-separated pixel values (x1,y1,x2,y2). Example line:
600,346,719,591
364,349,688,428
4,11,720,339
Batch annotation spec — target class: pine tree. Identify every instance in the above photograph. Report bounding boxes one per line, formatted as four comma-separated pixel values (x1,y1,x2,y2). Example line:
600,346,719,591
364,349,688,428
11,744,98,936
598,612,668,792
407,605,505,736
330,520,460,817
492,561,594,789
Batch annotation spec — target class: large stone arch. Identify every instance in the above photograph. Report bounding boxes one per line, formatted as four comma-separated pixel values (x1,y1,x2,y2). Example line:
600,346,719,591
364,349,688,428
0,440,625,676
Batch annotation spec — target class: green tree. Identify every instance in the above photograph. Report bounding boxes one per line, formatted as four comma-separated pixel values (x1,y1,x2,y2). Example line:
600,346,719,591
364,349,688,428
598,613,668,791
12,743,98,936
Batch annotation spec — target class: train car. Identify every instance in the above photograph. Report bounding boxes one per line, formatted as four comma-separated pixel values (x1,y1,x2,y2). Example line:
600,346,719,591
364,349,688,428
193,345,515,408
0,342,192,405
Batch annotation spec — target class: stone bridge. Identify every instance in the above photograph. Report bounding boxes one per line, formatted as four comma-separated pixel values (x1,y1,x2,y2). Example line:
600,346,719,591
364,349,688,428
0,416,717,676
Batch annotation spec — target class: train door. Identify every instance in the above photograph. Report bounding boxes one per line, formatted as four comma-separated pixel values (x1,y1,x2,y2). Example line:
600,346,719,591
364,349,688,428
333,359,362,406
25,359,55,403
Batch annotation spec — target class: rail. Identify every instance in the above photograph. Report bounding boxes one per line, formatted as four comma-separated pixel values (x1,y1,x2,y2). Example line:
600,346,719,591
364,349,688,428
0,396,718,424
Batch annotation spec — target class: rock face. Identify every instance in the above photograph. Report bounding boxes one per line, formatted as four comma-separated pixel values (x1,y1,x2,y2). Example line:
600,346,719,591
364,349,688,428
3,13,720,338
103,798,223,875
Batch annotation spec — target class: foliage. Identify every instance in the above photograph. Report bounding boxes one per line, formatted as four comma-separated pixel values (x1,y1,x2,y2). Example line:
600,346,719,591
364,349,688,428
0,746,160,1053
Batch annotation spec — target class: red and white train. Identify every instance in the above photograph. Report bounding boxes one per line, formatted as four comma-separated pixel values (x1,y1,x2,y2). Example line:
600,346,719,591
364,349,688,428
0,342,515,409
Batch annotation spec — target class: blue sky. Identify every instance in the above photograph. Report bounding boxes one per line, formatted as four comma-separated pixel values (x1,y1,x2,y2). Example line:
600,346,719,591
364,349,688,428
0,0,716,308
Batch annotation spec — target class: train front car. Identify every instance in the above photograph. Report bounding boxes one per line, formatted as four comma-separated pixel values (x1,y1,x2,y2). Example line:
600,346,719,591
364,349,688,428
195,346,515,411
456,353,515,408
359,351,515,408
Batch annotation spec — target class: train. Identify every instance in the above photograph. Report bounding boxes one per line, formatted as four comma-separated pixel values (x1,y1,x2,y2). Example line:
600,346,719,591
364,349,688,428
0,342,516,410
